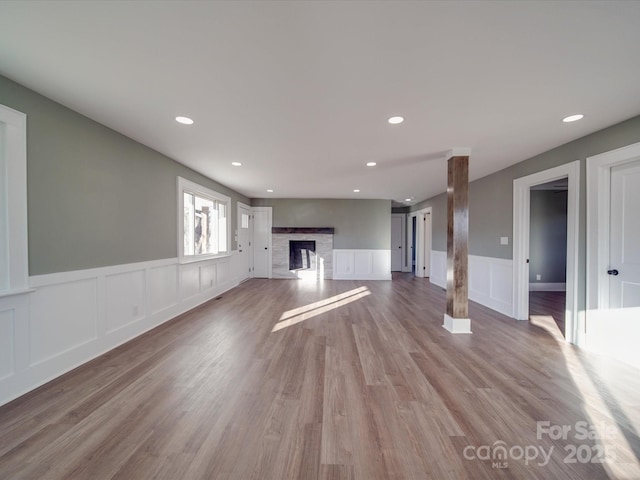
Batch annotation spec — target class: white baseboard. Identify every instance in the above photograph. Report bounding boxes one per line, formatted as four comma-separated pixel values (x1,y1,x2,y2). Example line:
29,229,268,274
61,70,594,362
333,249,392,280
430,250,514,318
529,282,566,292
0,254,242,407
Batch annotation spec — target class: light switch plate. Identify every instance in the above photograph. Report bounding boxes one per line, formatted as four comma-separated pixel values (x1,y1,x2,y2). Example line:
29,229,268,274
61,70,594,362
500,236,509,245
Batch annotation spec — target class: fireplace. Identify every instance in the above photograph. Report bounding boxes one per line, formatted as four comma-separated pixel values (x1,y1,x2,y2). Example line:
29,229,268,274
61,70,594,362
289,240,316,270
272,227,334,279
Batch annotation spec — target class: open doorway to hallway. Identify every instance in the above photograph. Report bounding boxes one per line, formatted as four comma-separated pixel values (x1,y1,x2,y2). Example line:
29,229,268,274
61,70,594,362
528,178,568,337
513,161,579,344
408,208,431,278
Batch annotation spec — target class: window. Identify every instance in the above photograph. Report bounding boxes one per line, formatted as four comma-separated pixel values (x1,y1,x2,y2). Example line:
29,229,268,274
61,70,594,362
178,177,230,261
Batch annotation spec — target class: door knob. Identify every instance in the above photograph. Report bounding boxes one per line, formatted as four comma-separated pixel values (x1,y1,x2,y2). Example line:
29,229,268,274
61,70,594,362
264,247,268,250
607,269,619,276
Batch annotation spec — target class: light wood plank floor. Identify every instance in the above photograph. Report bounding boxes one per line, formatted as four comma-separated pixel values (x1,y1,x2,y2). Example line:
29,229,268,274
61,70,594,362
1,274,639,479
529,291,566,338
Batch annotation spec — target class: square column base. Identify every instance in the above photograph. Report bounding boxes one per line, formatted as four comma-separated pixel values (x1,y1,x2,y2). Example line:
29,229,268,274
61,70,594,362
443,314,472,334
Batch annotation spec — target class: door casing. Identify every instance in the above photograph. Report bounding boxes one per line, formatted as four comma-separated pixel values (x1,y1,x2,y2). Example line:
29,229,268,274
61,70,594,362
513,161,580,344
587,142,640,313
237,202,252,281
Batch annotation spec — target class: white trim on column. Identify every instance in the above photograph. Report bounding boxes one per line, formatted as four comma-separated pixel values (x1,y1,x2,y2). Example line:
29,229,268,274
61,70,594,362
443,314,472,334
513,161,579,344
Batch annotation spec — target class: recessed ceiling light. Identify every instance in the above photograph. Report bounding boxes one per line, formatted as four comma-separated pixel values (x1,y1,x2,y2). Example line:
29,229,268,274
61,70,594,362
231,162,242,166
267,189,273,193
405,198,412,202
366,162,377,167
175,116,194,125
388,116,404,125
562,114,584,123
353,189,360,193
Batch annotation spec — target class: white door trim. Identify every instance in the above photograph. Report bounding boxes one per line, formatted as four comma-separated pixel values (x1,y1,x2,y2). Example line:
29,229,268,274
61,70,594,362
513,161,580,344
412,207,432,278
586,142,640,313
237,201,252,280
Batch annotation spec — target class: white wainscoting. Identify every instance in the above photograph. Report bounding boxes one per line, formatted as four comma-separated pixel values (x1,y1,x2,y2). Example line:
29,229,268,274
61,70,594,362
0,253,242,407
333,249,392,280
430,250,513,317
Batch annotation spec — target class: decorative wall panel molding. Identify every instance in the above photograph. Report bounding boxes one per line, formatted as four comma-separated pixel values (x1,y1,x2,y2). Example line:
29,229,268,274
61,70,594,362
430,250,513,317
0,254,241,407
333,250,392,280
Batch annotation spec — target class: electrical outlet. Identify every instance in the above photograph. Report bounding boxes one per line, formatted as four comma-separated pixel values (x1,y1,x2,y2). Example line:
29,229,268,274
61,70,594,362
536,274,541,281
210,279,214,287
500,236,509,245
132,305,139,316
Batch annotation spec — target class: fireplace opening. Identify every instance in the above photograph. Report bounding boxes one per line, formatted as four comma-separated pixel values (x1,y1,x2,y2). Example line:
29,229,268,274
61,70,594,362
289,240,316,270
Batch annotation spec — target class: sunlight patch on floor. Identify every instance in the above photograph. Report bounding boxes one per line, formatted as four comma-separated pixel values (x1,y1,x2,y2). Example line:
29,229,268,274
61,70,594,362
529,314,564,342
558,343,640,477
272,286,371,332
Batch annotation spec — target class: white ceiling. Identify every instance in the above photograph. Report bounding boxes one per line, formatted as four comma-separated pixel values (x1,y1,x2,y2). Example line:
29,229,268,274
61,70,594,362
1,1,640,204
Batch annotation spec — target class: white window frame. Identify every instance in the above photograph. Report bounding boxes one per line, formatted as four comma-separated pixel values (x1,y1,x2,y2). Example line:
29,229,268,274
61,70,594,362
177,176,231,263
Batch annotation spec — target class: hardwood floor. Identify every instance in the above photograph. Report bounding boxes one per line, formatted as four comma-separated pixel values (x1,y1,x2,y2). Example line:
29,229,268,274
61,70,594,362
529,291,566,337
1,274,639,479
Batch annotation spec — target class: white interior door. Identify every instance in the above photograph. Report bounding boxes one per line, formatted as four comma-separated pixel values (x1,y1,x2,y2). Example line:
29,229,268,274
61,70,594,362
414,208,432,278
390,215,403,271
237,204,252,282
586,144,640,368
252,207,272,278
609,160,640,308
423,212,431,277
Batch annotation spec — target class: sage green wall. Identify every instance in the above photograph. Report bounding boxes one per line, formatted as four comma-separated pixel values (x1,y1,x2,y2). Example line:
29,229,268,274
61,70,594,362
412,114,640,314
414,115,640,258
0,75,250,275
410,193,448,252
251,199,391,250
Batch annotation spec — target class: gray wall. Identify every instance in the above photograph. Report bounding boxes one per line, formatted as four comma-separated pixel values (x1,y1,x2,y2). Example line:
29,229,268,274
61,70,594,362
0,75,250,275
251,198,391,250
529,190,568,284
409,192,448,251
412,114,640,314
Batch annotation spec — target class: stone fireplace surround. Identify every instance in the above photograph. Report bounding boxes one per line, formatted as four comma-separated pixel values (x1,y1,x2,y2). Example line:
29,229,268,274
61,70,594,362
272,227,334,279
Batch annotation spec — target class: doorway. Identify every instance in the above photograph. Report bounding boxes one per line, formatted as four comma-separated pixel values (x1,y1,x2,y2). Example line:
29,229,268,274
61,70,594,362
528,179,568,336
513,161,579,344
237,202,252,282
411,208,432,278
586,142,640,368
